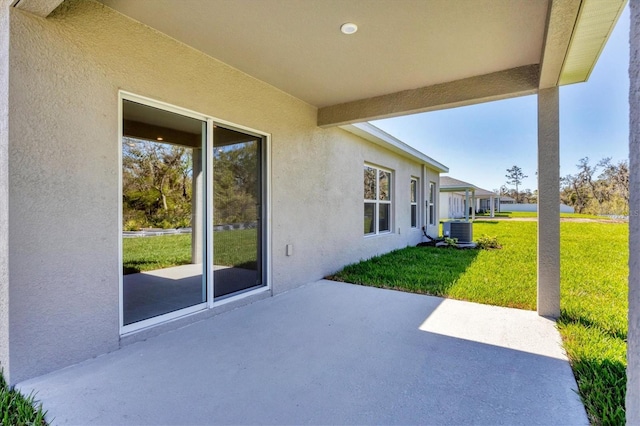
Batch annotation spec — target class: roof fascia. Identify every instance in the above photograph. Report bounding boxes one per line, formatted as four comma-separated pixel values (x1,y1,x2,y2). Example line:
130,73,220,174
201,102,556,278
538,0,582,89
340,122,448,173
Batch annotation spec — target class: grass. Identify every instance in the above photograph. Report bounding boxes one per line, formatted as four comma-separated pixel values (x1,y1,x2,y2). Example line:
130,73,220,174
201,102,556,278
123,228,258,274
474,211,613,220
329,220,628,426
0,371,48,425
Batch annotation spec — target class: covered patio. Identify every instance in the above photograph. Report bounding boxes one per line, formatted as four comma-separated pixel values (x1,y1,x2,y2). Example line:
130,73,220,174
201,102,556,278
19,280,586,425
1,0,636,422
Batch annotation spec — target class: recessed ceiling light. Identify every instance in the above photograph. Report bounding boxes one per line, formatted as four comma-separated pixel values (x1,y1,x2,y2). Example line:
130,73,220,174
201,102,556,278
340,23,358,35
157,137,164,141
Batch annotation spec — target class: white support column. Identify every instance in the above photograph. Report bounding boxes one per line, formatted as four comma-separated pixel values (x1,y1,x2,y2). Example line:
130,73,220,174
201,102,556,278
471,190,476,221
489,196,495,218
191,148,203,264
464,189,469,221
628,1,640,422
537,87,560,318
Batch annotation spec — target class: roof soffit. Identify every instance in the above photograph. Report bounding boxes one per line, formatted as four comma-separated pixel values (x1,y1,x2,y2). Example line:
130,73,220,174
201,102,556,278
93,0,624,126
99,0,548,108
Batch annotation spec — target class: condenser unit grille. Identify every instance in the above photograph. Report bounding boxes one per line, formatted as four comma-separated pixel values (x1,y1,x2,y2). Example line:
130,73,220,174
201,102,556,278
448,221,473,243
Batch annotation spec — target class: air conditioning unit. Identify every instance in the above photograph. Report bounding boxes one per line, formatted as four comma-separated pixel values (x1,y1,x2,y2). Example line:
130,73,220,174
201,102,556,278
443,220,473,243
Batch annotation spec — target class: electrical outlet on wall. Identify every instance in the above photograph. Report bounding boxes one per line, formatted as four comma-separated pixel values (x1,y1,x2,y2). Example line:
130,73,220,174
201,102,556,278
286,244,293,256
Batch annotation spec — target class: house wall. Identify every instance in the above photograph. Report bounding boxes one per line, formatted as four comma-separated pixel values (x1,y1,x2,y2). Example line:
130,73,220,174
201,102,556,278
439,192,466,219
0,0,10,382
6,0,433,383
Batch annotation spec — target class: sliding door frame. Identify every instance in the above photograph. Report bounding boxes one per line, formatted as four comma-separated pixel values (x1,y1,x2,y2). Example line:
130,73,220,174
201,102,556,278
118,91,271,336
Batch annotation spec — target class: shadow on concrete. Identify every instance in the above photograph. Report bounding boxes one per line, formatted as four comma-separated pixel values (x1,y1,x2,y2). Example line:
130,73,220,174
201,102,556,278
20,281,587,425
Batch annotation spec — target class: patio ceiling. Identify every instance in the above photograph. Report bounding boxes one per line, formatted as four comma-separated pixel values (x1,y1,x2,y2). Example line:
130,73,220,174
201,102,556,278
18,0,626,126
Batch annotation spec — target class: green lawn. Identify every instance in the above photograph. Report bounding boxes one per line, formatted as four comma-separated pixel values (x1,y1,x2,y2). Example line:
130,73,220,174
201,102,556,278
474,210,613,220
328,220,628,426
123,228,258,274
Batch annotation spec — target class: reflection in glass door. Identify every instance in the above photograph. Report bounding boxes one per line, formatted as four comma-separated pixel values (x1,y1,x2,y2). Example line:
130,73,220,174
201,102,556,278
121,100,206,326
212,127,263,298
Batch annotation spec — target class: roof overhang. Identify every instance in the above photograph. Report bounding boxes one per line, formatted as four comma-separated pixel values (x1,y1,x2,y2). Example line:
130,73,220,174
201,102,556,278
16,0,627,126
440,186,476,193
341,123,448,173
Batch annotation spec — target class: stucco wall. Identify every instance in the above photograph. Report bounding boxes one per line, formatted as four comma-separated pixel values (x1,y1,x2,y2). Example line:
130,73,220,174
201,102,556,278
6,0,434,383
0,0,10,383
628,0,639,422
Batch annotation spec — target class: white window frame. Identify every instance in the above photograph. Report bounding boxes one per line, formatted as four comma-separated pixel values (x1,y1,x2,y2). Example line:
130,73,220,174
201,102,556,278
118,91,272,336
364,164,393,236
410,177,418,228
428,181,436,226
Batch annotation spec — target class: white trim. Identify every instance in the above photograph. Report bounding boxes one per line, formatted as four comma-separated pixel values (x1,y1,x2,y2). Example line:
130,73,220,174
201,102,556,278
342,122,448,173
410,177,418,228
120,91,209,122
206,118,214,308
118,91,271,335
121,302,207,337
364,164,393,236
264,133,273,296
428,181,437,226
118,94,124,332
213,286,270,308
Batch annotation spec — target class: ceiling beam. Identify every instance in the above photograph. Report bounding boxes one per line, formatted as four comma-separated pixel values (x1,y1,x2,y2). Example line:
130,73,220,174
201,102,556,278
317,65,540,128
12,0,63,17
538,0,582,89
123,120,201,148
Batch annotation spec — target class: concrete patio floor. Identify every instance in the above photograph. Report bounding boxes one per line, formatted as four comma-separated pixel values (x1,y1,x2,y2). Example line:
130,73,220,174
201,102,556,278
19,280,587,425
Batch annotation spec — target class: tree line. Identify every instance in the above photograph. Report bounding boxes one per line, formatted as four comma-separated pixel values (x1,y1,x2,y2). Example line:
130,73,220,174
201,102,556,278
122,138,259,230
561,157,628,215
496,159,629,215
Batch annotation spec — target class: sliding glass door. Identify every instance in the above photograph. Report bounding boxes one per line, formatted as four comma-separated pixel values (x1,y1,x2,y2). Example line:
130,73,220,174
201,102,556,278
121,99,206,326
212,127,263,298
120,95,266,331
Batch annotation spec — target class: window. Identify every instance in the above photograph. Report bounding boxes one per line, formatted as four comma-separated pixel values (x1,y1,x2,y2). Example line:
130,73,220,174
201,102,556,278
410,178,418,228
364,165,392,235
428,181,436,226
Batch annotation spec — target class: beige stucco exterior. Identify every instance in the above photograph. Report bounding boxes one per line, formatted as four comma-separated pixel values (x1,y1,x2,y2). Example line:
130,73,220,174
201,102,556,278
0,0,10,382
628,0,639,422
536,87,560,318
2,0,441,383
0,2,629,411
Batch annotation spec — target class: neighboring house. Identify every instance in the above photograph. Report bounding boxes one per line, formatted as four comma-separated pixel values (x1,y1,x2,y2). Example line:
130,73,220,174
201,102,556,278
0,0,628,392
439,176,497,220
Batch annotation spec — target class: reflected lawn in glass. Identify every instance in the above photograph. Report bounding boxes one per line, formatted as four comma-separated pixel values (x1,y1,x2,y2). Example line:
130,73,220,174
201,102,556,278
123,230,258,274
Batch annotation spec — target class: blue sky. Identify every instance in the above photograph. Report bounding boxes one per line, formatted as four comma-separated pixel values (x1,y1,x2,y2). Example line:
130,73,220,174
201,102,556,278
372,6,629,193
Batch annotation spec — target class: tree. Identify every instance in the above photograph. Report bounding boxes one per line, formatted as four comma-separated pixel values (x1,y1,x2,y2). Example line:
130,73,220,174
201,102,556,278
505,165,528,203
213,141,260,225
122,137,193,229
560,157,629,215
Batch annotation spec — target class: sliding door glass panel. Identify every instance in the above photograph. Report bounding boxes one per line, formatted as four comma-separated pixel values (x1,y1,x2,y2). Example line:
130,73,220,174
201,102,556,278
212,127,262,298
122,100,206,325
